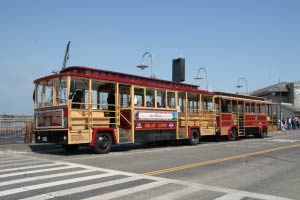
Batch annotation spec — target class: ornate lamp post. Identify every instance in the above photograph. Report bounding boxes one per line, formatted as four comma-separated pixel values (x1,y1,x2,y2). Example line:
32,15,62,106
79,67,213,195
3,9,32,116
272,86,282,130
194,67,208,90
137,52,154,78
236,77,248,94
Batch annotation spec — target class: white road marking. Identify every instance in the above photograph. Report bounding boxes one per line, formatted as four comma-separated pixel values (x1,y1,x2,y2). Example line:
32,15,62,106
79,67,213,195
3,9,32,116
214,191,292,200
0,155,25,161
270,139,300,143
0,160,48,168
214,193,244,200
147,185,201,200
20,176,143,200
0,158,33,164
0,164,75,178
0,169,95,187
0,162,57,172
0,172,116,197
82,180,170,200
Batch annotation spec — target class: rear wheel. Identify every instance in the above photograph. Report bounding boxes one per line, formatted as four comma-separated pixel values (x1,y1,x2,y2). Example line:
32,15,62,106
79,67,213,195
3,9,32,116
93,133,113,154
228,128,237,141
188,129,200,145
259,127,267,138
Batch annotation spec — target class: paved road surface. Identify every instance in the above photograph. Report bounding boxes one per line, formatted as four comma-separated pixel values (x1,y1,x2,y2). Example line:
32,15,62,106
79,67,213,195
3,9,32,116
0,130,299,200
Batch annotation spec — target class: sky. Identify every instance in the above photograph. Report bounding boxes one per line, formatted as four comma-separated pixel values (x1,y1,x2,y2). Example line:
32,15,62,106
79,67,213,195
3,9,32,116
0,0,299,115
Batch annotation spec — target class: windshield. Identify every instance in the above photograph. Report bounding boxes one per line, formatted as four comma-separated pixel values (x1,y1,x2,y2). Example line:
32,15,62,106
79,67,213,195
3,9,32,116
35,78,68,108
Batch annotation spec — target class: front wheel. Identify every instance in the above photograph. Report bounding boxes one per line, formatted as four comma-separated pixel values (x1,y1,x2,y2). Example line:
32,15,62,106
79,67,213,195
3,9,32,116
188,129,200,145
93,133,113,154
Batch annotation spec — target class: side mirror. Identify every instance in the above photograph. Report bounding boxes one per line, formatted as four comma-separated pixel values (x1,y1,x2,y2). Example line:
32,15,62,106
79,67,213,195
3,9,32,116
33,89,35,102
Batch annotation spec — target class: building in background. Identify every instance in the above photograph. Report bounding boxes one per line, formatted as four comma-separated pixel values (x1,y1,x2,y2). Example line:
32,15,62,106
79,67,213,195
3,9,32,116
251,82,300,119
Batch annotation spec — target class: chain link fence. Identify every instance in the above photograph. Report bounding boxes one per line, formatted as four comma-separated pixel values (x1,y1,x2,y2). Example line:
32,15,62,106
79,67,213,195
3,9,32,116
0,117,34,144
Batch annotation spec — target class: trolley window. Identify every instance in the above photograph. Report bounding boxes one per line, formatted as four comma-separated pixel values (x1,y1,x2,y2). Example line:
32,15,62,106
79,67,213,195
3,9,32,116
157,89,166,108
167,91,176,109
134,87,145,107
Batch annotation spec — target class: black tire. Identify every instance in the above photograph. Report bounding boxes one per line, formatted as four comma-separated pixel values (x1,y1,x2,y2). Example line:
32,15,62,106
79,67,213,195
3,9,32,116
93,133,113,154
215,130,222,142
188,129,200,145
63,144,79,152
259,127,267,138
228,128,237,141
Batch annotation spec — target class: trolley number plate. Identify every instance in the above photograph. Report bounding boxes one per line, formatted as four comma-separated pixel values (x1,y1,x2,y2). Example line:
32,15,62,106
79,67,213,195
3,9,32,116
42,137,47,142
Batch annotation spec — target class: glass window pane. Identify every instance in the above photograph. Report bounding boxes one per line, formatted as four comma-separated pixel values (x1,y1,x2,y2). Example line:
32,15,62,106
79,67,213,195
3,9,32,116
246,102,250,113
146,89,155,107
36,83,43,108
157,89,166,108
178,92,186,112
119,85,130,107
70,78,89,109
167,92,176,109
55,79,67,106
134,88,144,107
203,96,213,111
45,81,53,107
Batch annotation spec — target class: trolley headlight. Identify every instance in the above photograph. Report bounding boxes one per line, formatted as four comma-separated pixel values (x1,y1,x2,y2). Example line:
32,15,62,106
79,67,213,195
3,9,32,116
63,136,67,141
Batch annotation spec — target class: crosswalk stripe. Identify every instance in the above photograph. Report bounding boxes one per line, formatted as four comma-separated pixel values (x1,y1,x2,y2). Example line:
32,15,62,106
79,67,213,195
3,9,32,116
0,160,49,168
0,156,25,161
0,165,75,178
19,176,142,200
214,193,243,200
0,169,95,187
147,185,200,200
82,180,170,200
0,158,34,164
0,172,117,197
0,162,65,173
214,192,292,200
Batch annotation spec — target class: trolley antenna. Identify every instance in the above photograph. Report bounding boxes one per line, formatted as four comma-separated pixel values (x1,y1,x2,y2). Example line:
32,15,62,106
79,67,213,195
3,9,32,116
62,41,71,70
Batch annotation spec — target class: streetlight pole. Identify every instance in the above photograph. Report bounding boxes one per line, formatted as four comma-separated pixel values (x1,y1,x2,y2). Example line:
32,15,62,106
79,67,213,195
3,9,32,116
136,52,154,78
272,86,282,130
236,77,248,94
194,67,208,90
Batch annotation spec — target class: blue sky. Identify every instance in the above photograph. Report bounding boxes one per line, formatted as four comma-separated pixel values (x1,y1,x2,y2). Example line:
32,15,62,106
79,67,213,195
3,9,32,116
0,0,299,115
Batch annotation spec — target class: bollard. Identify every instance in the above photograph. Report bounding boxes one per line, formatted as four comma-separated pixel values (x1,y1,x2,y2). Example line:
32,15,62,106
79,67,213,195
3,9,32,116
24,123,33,144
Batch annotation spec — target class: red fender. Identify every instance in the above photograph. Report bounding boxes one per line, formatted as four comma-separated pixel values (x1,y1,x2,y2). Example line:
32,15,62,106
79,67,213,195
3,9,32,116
88,128,118,147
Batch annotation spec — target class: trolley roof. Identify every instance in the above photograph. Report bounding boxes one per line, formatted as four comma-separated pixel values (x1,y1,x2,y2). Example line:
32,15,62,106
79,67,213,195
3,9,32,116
34,66,212,94
214,91,277,104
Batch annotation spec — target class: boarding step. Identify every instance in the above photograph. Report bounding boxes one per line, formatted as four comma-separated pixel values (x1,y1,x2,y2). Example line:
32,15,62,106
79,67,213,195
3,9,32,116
238,128,245,136
119,128,133,143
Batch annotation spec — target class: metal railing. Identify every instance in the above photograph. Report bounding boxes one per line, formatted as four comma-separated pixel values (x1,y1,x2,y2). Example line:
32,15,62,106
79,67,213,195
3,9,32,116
0,117,33,144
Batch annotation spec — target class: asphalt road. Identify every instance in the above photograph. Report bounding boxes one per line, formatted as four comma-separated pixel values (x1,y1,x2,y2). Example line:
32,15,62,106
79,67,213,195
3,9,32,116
0,129,300,200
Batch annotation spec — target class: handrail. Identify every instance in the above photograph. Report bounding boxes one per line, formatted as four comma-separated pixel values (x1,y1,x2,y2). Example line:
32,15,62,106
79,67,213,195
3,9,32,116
120,113,132,126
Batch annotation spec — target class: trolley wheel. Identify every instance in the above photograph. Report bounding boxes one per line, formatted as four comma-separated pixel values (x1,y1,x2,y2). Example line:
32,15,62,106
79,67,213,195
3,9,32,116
228,128,237,141
259,127,267,138
188,129,200,145
93,133,113,154
62,144,79,152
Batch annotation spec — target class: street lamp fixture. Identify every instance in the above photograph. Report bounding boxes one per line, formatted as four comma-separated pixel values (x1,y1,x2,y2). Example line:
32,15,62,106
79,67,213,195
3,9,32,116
194,67,208,90
236,77,248,94
137,52,154,78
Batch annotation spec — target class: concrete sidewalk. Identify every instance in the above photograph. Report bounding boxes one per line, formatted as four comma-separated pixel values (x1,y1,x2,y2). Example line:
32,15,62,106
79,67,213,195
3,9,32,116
0,143,60,154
